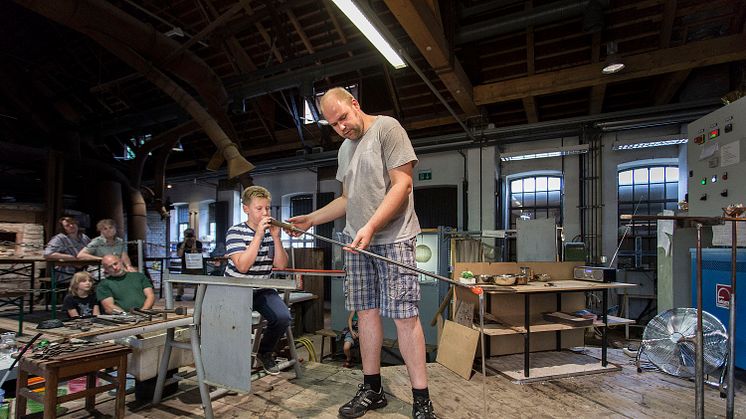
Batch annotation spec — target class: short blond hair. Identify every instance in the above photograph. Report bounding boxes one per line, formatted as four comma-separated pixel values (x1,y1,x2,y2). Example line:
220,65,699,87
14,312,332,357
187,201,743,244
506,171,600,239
241,186,271,205
69,271,95,296
319,87,354,112
96,218,116,232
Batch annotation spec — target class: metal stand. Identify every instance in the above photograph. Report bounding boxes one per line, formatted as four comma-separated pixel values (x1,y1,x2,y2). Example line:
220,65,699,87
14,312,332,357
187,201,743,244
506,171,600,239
624,214,742,418
695,223,704,419
726,220,737,419
152,272,302,419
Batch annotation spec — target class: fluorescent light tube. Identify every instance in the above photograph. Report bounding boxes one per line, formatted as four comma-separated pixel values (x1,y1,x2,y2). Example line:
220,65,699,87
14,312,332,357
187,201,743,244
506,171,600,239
500,144,589,161
612,136,688,150
331,0,407,69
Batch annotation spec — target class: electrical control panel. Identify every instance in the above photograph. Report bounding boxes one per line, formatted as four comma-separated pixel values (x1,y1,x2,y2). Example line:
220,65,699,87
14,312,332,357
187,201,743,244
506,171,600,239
687,97,746,216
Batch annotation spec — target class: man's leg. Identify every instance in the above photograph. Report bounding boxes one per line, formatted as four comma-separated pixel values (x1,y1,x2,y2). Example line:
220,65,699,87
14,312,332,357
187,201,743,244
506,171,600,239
393,316,428,389
357,308,383,374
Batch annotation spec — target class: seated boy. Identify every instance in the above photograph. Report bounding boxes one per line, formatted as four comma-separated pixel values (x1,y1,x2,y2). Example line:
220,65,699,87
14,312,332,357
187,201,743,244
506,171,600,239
224,186,290,375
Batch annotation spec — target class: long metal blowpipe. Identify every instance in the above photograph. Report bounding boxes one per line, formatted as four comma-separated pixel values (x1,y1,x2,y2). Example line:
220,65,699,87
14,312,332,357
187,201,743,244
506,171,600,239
270,219,469,289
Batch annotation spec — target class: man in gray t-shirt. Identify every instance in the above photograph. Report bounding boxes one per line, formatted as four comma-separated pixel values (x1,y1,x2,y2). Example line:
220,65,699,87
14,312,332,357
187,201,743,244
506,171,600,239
289,88,435,418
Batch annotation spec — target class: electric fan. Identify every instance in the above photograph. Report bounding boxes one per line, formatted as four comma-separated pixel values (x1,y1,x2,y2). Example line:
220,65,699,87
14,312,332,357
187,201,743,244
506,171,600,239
638,308,728,377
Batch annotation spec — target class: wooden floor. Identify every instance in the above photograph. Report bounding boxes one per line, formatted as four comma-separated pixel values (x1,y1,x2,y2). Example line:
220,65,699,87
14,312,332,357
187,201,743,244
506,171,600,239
2,300,744,418
45,347,744,419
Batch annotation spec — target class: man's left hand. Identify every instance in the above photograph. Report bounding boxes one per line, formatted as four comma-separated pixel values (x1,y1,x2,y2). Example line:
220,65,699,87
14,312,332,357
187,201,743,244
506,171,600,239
348,225,374,252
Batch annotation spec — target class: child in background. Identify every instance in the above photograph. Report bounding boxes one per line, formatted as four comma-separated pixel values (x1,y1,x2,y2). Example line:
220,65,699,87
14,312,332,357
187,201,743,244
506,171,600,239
63,271,100,318
342,311,359,368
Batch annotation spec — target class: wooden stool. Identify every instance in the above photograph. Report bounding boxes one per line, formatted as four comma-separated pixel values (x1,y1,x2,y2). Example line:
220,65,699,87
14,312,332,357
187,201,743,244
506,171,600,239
15,343,132,419
315,329,339,363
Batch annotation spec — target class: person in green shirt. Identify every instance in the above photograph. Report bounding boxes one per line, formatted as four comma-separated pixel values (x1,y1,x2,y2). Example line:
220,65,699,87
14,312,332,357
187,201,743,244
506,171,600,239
97,255,155,314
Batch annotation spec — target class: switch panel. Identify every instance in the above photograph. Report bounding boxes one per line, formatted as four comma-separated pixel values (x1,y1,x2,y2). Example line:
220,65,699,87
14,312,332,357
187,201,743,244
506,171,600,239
687,97,746,216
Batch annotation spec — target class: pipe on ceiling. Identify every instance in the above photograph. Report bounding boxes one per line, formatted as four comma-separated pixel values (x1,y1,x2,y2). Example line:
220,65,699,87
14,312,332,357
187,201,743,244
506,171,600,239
456,0,610,44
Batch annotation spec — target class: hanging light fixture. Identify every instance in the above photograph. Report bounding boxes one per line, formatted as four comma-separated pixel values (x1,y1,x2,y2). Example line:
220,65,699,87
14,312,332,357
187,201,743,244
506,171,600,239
331,0,407,69
602,41,625,74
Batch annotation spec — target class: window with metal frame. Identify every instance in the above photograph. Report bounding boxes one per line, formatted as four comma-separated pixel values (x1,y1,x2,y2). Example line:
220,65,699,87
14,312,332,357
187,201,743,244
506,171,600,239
617,165,679,269
508,175,563,229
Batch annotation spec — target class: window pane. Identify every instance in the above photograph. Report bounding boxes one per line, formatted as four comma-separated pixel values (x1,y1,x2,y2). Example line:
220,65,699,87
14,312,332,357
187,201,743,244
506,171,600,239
511,179,523,193
535,192,548,206
535,177,548,191
666,183,678,200
619,170,633,185
649,184,664,200
619,186,633,203
650,167,665,183
548,191,561,206
524,178,535,192
665,202,678,211
522,193,535,207
649,202,664,215
634,168,649,183
511,194,523,208
666,167,679,182
634,185,648,201
548,177,561,190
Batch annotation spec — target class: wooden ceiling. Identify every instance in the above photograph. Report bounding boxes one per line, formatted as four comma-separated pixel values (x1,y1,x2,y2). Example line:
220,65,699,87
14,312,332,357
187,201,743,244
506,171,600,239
0,0,744,184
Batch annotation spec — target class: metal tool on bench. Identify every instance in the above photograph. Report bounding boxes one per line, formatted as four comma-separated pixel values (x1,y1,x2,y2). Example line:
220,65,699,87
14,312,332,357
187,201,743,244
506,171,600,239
97,313,142,324
131,306,188,321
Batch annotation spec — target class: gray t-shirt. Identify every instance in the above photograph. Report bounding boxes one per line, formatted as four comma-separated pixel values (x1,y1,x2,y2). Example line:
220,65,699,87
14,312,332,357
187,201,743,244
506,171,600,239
336,115,421,245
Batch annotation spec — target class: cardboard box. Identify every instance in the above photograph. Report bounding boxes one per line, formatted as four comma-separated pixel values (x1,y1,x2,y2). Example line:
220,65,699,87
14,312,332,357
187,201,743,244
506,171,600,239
116,328,194,381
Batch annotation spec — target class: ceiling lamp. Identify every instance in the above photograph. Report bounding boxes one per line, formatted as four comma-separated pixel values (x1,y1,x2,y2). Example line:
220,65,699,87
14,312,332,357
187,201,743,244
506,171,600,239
500,144,590,161
602,41,625,74
331,0,407,69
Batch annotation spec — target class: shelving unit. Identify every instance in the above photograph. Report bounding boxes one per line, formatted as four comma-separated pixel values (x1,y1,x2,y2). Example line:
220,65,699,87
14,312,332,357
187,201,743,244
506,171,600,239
453,262,636,380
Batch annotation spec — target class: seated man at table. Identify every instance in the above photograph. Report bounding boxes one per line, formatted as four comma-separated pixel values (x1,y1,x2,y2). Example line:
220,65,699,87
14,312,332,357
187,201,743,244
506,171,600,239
97,255,155,314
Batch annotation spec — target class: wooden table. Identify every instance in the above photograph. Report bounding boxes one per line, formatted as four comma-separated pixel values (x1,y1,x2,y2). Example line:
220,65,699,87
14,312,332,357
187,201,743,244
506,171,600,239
15,343,131,419
454,262,637,379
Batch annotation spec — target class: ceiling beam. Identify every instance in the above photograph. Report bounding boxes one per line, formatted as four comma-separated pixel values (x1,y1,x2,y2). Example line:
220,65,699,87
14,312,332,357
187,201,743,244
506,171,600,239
659,0,677,48
654,69,691,105
474,33,746,106
589,32,605,114
589,84,606,114
522,97,538,123
383,0,479,116
239,0,284,64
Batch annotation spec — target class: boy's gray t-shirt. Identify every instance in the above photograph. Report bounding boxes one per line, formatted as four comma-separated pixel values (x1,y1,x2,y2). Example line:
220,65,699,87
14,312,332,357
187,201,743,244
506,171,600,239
336,115,421,245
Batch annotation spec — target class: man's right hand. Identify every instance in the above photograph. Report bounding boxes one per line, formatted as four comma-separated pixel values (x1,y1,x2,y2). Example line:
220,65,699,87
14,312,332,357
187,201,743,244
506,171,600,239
286,215,312,237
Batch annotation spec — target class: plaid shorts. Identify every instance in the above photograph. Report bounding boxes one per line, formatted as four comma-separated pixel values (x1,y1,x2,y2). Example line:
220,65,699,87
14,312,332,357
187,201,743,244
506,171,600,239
343,236,420,319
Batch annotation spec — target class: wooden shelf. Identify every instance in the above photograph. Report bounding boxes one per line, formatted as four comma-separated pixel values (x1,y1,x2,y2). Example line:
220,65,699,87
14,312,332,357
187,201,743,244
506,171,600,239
474,315,634,336
606,315,635,326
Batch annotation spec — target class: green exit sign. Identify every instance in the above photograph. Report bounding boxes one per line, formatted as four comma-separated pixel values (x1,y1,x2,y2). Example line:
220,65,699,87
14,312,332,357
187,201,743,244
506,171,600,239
418,170,432,181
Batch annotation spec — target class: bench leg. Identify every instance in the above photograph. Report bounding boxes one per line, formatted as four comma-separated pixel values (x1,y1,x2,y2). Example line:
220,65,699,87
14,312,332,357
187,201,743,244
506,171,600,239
114,356,128,419
320,337,326,363
43,373,58,419
15,368,28,419
85,372,97,411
